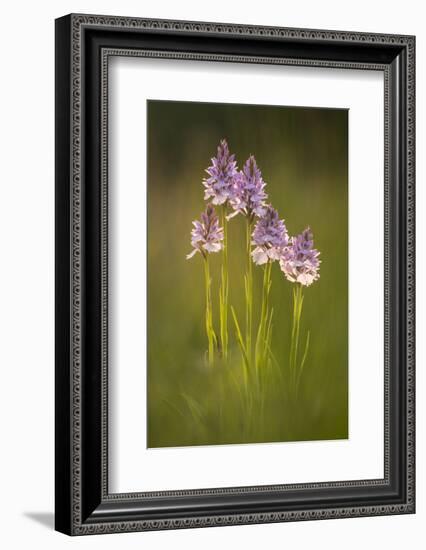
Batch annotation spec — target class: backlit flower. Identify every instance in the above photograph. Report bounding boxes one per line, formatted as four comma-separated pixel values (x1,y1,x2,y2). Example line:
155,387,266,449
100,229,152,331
186,204,224,259
229,155,268,219
203,139,238,205
279,227,321,286
251,206,289,265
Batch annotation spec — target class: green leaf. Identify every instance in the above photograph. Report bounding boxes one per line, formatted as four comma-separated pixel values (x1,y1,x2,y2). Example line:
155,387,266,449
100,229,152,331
231,306,250,372
296,330,310,394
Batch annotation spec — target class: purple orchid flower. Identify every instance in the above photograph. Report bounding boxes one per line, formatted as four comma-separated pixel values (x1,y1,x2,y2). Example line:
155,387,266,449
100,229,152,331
251,205,289,265
203,139,238,206
229,155,268,220
186,204,224,260
279,227,321,286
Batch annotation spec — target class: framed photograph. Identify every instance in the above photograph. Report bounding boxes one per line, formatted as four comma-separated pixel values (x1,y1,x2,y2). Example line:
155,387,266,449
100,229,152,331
55,14,415,535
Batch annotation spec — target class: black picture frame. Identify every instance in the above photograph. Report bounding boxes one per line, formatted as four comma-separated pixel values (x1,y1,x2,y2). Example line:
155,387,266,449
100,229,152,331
55,13,415,535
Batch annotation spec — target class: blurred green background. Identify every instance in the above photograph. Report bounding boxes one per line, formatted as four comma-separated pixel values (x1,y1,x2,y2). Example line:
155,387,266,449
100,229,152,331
147,100,348,448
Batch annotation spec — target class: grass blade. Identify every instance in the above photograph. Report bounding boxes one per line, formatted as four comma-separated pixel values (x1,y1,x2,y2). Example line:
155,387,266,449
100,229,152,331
296,330,310,396
231,305,250,372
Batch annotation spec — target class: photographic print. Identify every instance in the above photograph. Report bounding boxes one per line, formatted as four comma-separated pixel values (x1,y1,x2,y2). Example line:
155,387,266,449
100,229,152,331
147,100,348,448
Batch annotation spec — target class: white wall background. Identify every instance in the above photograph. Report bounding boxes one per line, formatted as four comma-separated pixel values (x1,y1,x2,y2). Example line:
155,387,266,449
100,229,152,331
0,0,423,548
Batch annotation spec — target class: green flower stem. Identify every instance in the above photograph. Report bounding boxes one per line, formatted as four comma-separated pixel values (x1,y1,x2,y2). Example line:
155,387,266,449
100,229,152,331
220,205,229,360
255,260,272,376
204,255,215,366
245,218,253,364
289,284,305,392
